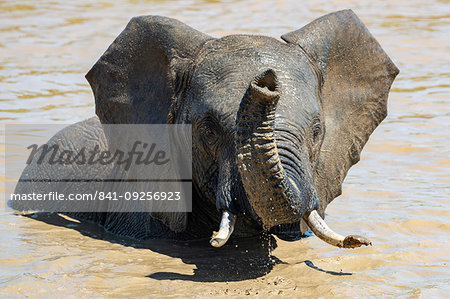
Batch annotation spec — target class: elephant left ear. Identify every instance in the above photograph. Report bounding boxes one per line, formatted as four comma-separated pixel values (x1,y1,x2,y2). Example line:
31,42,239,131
85,16,212,124
282,10,399,216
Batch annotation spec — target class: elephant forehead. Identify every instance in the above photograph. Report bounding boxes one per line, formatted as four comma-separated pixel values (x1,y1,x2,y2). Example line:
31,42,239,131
193,36,318,95
187,35,320,122
194,35,315,85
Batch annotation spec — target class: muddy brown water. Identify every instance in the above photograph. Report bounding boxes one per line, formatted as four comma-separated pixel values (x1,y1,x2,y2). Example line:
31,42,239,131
1,0,449,297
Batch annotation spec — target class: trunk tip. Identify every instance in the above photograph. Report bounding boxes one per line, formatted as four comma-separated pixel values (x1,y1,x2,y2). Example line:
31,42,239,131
253,69,279,92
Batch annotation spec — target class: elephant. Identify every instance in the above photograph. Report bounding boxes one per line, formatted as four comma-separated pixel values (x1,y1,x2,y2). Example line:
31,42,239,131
12,9,398,249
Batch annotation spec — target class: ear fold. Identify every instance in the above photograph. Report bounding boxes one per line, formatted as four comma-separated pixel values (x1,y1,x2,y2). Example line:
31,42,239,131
282,10,399,216
86,16,212,124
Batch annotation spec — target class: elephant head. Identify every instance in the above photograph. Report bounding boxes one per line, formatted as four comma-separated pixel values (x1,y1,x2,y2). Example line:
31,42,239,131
86,10,398,248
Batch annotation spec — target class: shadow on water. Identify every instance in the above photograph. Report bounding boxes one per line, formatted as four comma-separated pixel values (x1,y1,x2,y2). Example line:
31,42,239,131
19,213,350,282
303,260,353,276
20,212,288,282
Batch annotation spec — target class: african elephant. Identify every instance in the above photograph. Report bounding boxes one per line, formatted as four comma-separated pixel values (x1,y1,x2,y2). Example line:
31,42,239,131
13,10,398,248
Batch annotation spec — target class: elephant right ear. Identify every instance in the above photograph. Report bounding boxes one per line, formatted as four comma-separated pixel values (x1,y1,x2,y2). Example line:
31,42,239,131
282,10,399,217
86,16,212,124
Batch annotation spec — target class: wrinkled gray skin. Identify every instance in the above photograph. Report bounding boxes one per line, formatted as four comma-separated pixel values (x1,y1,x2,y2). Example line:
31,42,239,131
14,10,398,243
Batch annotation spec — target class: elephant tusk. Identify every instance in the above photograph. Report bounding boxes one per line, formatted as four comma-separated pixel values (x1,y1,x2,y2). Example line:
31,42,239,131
303,210,372,248
210,210,237,248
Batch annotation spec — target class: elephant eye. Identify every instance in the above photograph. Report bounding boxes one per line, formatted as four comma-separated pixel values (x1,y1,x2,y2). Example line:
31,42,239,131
203,127,218,145
198,116,220,146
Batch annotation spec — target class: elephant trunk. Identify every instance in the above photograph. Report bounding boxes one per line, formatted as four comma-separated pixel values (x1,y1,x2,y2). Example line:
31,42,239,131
235,69,372,249
235,69,312,228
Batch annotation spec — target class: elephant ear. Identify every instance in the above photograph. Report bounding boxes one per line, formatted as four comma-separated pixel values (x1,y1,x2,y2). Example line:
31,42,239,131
282,10,399,215
86,16,212,124
85,16,211,233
